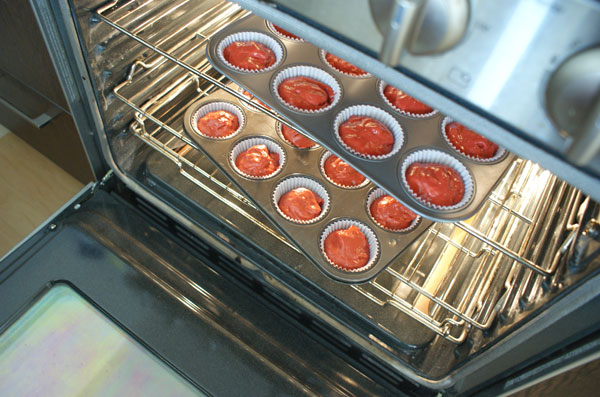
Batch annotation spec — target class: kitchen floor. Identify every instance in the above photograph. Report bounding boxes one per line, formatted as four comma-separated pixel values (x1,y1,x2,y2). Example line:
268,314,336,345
0,124,83,257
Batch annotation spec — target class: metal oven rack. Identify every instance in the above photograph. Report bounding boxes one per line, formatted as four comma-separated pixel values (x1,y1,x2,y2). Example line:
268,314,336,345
97,0,583,343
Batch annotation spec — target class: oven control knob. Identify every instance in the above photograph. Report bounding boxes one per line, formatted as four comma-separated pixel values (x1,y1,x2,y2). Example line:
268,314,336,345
370,0,469,64
546,47,600,166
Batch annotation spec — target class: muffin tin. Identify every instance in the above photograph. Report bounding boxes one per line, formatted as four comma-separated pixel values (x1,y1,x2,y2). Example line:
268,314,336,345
205,15,515,222
183,84,432,283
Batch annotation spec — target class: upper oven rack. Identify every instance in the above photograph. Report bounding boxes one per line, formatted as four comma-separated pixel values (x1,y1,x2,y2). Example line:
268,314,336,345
97,0,582,343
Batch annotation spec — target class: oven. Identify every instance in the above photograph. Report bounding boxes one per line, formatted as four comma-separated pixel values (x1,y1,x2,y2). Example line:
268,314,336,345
1,0,599,395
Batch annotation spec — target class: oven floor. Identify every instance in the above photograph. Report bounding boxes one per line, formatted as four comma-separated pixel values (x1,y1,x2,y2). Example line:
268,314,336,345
0,126,83,256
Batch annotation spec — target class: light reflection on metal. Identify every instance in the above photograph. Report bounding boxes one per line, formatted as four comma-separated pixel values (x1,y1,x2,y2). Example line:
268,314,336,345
368,333,393,353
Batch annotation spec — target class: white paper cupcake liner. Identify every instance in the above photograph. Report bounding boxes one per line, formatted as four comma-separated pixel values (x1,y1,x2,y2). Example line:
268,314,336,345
272,66,342,114
319,151,370,189
378,81,438,119
276,122,319,150
266,21,305,42
236,86,271,112
319,49,371,78
230,137,286,180
272,176,330,224
366,188,420,233
319,219,379,273
333,105,404,160
401,149,474,211
217,32,284,73
191,101,245,140
441,117,507,163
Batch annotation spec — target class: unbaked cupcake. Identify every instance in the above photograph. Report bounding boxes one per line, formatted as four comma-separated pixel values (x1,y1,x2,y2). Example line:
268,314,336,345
320,219,379,272
322,50,368,77
401,150,473,210
333,105,404,159
442,118,503,161
279,123,317,149
273,66,341,113
367,188,418,232
380,82,436,117
268,22,304,41
406,163,464,207
273,176,329,224
191,102,244,139
230,137,285,179
239,88,271,111
217,32,283,73
321,152,368,188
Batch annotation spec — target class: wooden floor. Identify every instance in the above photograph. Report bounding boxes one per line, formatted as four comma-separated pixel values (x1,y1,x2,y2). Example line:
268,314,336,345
0,126,83,257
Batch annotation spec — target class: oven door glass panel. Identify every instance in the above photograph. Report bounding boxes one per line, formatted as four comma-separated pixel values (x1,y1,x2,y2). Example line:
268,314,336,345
0,284,202,396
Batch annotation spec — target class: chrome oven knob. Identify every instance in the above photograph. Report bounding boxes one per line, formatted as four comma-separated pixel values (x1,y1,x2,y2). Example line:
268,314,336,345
546,47,600,166
370,0,470,64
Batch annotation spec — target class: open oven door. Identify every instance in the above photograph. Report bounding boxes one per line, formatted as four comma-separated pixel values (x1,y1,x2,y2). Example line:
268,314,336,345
0,181,394,396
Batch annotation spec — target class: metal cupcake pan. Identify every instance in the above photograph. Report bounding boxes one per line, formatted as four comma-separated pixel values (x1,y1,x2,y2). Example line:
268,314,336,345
183,84,432,283
206,14,515,222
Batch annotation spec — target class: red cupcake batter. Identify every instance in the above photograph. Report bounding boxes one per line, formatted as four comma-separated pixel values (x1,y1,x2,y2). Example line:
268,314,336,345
370,195,417,230
235,144,280,177
272,24,301,40
196,110,239,138
339,116,394,156
406,162,465,207
281,125,316,149
383,85,433,115
445,121,499,159
323,155,366,187
278,187,324,221
241,90,271,110
278,76,334,111
324,225,370,270
324,52,367,76
223,41,276,70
